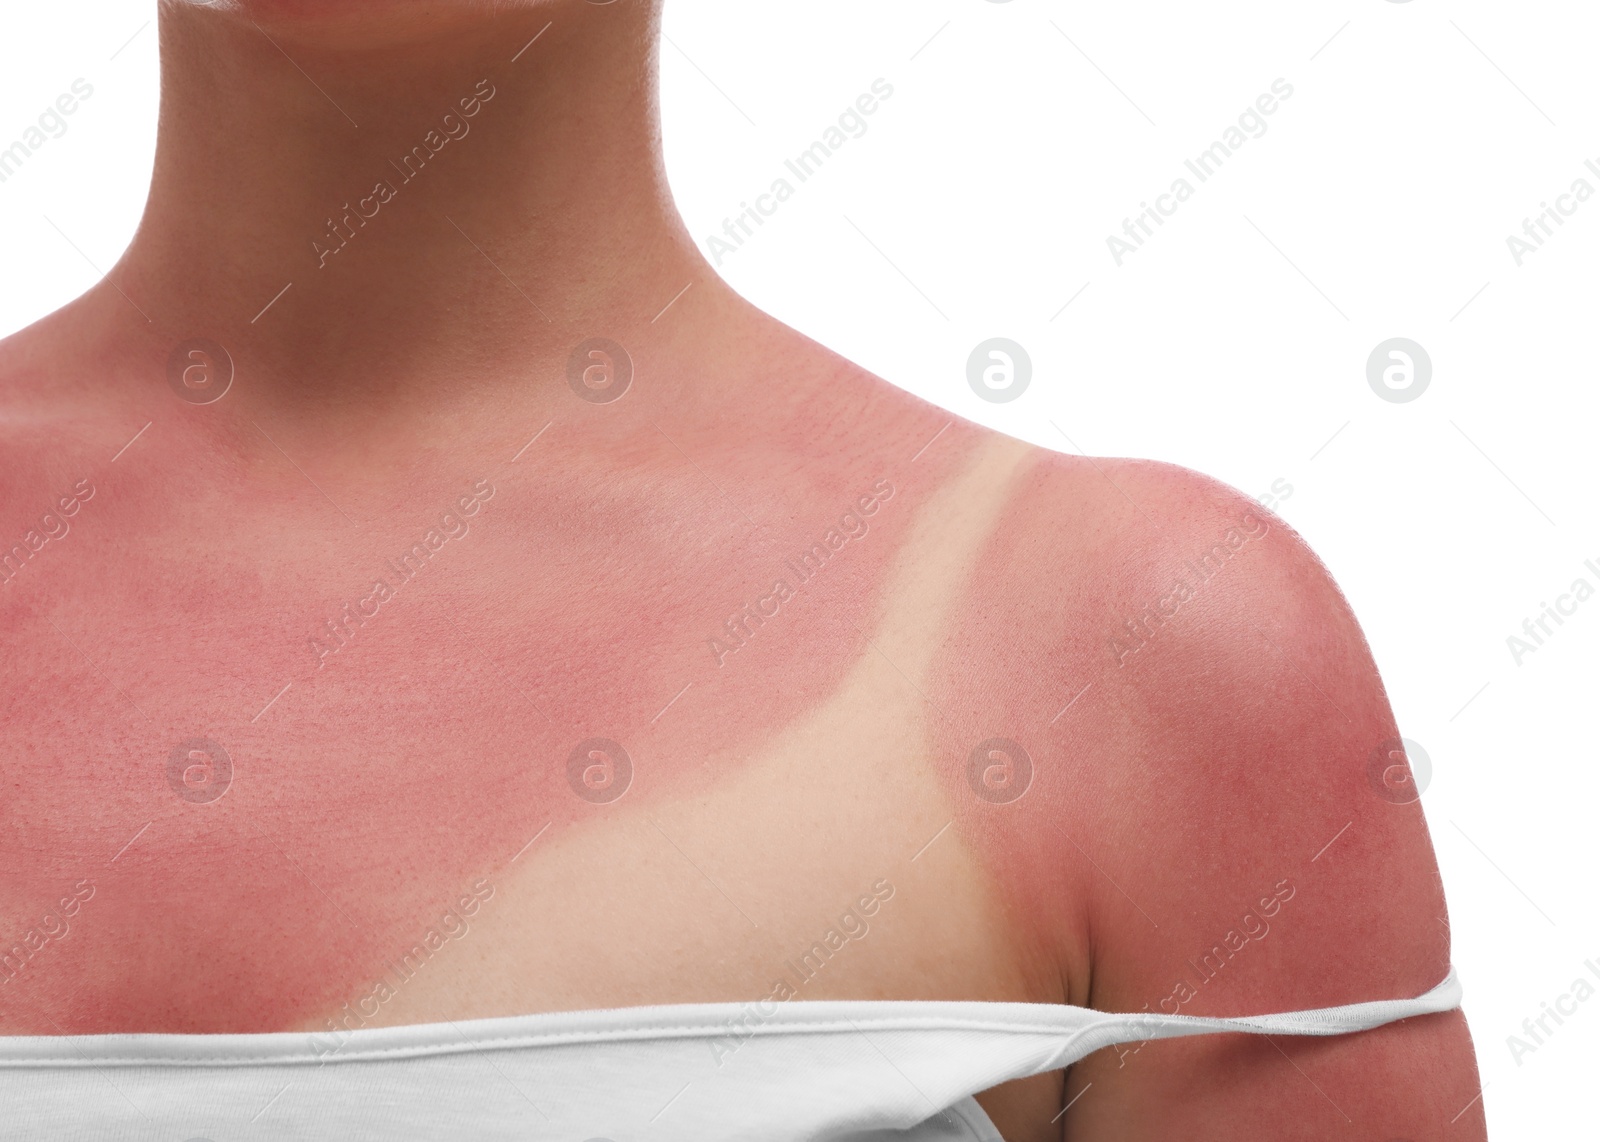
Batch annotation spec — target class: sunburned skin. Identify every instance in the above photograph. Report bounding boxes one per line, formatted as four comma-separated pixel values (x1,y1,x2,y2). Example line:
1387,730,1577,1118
0,324,1483,1137
0,301,1023,1034
0,2,1485,1136
917,457,1473,1136
922,454,1448,974
354,429,1046,1028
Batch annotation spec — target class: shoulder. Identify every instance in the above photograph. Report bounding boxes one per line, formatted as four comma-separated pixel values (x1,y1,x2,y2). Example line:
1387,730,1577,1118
0,312,113,459
0,317,150,592
958,443,1482,1137
0,325,73,513
930,442,1451,1013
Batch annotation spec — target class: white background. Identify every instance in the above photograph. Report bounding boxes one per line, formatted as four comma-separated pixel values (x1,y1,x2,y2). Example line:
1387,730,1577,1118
3,1,1596,1135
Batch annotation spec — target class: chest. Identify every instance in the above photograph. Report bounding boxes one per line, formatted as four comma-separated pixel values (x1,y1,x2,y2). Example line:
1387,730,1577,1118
0,462,947,1031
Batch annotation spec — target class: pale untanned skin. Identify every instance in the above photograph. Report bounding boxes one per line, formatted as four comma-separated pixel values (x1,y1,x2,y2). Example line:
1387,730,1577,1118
0,2,1485,1139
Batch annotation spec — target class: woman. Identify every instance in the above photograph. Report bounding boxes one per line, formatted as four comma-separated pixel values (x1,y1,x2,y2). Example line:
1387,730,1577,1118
0,1,1484,1138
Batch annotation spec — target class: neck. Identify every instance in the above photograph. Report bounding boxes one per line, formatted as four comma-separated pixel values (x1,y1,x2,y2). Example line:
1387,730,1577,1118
102,2,709,416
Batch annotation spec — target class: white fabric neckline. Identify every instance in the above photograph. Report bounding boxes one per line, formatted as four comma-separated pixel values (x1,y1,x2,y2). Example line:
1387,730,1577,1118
0,967,1460,1065
0,968,1464,1142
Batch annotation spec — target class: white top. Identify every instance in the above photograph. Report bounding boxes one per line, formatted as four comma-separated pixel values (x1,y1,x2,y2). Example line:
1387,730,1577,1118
0,968,1462,1141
